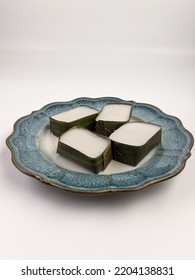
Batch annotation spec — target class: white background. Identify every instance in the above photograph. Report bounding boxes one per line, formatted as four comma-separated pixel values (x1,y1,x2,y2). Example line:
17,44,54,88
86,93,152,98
0,0,195,259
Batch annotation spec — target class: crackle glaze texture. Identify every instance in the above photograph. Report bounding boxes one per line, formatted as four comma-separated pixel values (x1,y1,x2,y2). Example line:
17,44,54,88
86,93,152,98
7,97,194,193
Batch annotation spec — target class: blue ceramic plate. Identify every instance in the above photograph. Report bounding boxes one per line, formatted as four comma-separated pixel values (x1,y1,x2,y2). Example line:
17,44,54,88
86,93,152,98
7,97,194,194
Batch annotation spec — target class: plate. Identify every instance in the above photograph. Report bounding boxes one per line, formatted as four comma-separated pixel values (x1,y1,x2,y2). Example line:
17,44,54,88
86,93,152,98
6,97,194,194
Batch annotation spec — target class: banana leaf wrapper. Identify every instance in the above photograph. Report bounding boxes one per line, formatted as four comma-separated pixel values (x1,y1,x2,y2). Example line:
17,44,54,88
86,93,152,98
96,120,128,137
111,128,162,166
57,131,112,174
95,103,132,136
50,112,98,137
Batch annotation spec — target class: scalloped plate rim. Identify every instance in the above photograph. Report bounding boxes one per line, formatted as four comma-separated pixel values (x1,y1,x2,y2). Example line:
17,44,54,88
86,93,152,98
6,97,194,194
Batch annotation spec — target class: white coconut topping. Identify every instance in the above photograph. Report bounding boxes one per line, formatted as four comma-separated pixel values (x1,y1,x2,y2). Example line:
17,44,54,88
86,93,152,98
109,122,161,146
60,127,110,158
51,106,98,122
96,103,132,121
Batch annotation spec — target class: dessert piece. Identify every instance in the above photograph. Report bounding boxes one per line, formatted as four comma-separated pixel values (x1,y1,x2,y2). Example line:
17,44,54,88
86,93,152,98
95,103,132,136
50,105,99,136
57,127,112,173
109,122,162,166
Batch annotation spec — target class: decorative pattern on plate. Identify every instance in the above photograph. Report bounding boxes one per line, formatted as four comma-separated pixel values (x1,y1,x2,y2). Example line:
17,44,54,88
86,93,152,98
6,97,194,194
